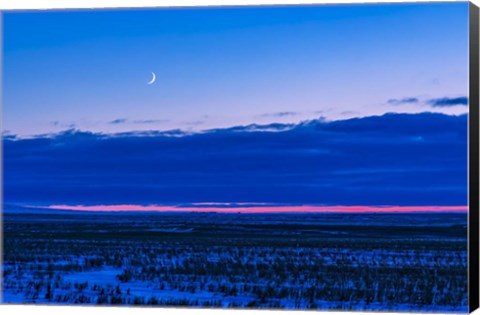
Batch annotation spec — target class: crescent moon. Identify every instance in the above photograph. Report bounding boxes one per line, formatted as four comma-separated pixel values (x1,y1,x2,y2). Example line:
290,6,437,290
147,72,156,85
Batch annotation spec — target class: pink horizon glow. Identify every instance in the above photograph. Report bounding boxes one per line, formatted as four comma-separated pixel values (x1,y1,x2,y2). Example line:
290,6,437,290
41,204,469,213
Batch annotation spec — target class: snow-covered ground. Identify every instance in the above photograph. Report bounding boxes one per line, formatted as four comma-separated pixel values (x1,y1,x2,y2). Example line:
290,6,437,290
2,211,468,312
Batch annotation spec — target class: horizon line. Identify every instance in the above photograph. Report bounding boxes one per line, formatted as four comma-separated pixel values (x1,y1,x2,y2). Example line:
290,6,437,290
36,204,469,213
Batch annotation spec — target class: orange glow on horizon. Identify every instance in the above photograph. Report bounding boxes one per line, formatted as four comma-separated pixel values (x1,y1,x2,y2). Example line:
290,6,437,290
42,204,469,213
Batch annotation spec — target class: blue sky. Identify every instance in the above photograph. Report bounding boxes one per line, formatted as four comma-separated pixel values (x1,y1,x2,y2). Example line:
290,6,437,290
3,2,469,136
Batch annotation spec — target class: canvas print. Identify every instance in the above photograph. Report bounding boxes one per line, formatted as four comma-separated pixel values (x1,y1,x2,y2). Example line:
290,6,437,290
1,2,474,312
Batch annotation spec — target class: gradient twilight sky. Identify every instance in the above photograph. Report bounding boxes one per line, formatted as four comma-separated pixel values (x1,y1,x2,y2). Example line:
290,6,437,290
3,2,470,137
2,3,470,210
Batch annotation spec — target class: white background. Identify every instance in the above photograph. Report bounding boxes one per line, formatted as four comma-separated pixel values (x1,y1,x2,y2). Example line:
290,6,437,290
0,1,479,315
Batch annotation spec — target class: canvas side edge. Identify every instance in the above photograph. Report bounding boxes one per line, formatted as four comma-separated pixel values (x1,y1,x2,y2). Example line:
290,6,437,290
469,1,480,313
0,10,4,305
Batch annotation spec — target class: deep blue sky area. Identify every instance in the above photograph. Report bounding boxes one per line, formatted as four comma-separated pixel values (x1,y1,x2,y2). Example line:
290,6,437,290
2,3,470,207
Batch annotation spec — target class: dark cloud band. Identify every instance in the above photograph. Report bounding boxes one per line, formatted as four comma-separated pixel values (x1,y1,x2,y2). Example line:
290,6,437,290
4,113,467,207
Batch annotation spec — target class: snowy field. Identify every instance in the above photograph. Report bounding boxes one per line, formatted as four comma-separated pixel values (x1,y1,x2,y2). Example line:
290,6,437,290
2,211,468,312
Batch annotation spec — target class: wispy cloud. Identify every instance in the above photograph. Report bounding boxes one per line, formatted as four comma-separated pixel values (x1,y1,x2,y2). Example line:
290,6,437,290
340,110,360,116
51,121,77,128
2,130,17,140
260,111,298,118
109,118,168,125
386,96,469,109
427,96,468,107
133,119,168,124
109,118,128,124
387,97,419,105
